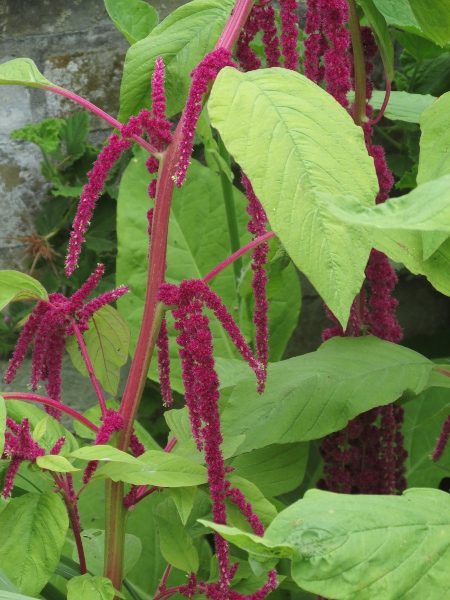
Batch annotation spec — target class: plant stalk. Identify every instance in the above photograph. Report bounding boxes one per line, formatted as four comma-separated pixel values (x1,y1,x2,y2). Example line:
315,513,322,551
347,0,367,126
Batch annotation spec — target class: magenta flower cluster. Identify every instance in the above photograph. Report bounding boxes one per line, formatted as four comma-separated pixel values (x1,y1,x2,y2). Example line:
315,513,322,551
5,264,128,420
176,49,236,187
279,0,300,71
157,279,274,599
1,417,65,498
66,58,172,275
236,1,280,72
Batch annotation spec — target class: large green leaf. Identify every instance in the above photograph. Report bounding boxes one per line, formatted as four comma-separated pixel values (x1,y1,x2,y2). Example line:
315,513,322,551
6,401,78,454
367,0,421,31
0,493,68,596
227,443,309,497
0,58,60,90
118,0,234,120
409,0,450,46
65,305,130,396
264,488,450,599
220,336,433,453
94,449,207,486
67,575,116,600
357,0,394,81
418,91,450,184
364,90,435,122
209,68,378,326
116,152,298,392
156,497,199,573
373,229,450,297
403,387,450,487
0,566,18,593
0,271,48,311
71,529,141,577
104,0,158,45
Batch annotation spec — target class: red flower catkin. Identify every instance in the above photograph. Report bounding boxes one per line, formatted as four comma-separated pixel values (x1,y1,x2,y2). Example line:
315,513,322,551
279,0,300,71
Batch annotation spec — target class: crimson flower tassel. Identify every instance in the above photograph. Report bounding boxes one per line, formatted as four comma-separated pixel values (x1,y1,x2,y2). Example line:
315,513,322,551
279,0,300,71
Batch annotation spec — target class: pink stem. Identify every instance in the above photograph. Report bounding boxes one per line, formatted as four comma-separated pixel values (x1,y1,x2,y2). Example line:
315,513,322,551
41,85,158,154
203,231,275,283
2,393,99,432
159,564,172,591
217,0,255,49
72,320,107,415
368,79,391,125
435,367,450,378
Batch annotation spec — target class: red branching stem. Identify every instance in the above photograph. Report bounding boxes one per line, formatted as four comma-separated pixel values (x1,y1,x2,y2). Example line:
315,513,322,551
41,85,157,154
72,320,107,415
2,393,99,432
216,0,255,50
203,232,275,284
369,79,391,125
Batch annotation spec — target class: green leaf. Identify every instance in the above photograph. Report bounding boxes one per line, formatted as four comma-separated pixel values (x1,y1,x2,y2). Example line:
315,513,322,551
73,399,161,451
227,443,309,497
357,0,394,81
66,445,139,464
71,529,141,577
0,493,69,596
118,0,234,121
117,154,250,393
94,450,208,486
10,118,65,155
418,91,450,185
220,336,433,453
0,396,5,458
0,566,19,593
6,401,78,454
392,30,449,61
65,305,130,396
64,112,89,162
403,387,450,487
0,593,41,600
367,0,421,31
169,487,197,525
209,67,377,327
0,271,48,310
225,475,278,530
409,0,450,46
366,90,436,122
264,488,450,599
50,185,84,198
36,455,80,473
104,0,158,45
67,575,116,600
156,498,199,573
0,58,60,90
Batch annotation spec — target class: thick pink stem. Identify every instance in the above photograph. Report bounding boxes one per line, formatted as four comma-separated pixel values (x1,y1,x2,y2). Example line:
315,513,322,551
72,321,107,415
203,231,275,283
2,393,98,432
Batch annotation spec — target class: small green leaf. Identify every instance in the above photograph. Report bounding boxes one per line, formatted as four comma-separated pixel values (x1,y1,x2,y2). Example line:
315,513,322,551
67,574,116,600
65,305,130,395
169,487,197,525
71,529,141,577
0,58,60,89
95,450,207,487
104,0,158,45
409,0,450,46
32,417,49,443
357,0,394,81
35,455,80,473
0,493,69,596
225,475,278,530
156,498,199,573
0,271,48,310
119,0,234,120
66,445,139,464
209,67,377,326
356,90,436,122
6,401,78,454
264,488,450,599
64,112,89,162
221,336,433,453
418,91,450,185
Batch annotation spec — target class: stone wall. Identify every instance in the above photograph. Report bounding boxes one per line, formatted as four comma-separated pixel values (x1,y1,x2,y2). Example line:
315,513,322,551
0,0,188,270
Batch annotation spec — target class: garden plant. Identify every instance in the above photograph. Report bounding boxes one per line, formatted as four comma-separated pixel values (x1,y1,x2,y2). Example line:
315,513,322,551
1,0,450,599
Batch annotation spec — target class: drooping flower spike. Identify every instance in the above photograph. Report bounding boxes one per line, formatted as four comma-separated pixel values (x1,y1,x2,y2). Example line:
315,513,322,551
5,265,128,419
279,0,300,71
66,58,172,275
82,409,125,483
1,417,65,498
176,48,236,187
